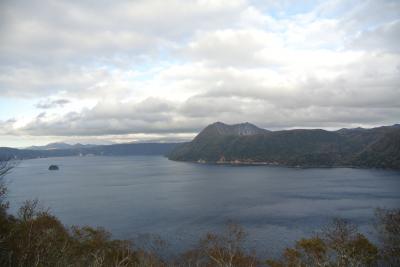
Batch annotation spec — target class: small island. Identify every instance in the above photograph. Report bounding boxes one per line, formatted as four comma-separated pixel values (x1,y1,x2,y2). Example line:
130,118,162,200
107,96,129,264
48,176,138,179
48,165,59,171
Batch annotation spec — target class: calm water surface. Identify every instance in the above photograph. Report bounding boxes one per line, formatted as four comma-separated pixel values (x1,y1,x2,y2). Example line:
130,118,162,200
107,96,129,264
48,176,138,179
6,156,400,256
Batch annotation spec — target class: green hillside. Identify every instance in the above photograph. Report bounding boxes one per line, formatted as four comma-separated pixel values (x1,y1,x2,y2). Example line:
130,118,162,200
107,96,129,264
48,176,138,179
168,122,400,169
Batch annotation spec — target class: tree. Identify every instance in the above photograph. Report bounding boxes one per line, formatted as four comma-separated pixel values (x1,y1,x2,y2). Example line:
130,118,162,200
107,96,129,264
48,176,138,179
267,219,379,267
323,218,378,266
0,159,16,265
6,199,71,266
178,222,259,267
0,159,14,214
375,208,400,266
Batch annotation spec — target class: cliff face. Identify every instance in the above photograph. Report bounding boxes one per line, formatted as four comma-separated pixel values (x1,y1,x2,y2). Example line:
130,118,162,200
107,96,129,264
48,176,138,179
168,122,400,169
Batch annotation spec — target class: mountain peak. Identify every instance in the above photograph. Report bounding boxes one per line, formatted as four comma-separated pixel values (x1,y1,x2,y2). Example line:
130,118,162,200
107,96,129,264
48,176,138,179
202,122,268,137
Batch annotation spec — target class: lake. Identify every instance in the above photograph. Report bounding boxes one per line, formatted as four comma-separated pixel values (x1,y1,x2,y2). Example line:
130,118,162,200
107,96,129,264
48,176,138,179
5,156,400,257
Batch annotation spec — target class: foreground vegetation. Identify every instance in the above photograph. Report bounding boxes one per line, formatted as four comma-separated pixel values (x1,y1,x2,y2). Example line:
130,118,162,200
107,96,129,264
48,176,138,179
0,160,399,266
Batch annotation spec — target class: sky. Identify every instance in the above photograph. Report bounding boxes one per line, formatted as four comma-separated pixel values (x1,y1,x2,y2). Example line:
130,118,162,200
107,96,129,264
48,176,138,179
0,0,399,147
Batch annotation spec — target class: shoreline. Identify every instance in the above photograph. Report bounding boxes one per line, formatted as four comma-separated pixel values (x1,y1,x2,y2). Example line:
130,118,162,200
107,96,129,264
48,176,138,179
168,158,400,170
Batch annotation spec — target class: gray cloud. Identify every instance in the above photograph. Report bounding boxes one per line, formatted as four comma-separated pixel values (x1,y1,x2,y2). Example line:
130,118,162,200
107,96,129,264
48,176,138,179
351,20,400,53
0,0,399,144
0,0,251,98
36,99,71,109
0,0,247,64
11,92,400,138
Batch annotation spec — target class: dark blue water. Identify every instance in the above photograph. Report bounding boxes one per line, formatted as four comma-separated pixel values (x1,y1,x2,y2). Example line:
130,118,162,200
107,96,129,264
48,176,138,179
5,156,400,256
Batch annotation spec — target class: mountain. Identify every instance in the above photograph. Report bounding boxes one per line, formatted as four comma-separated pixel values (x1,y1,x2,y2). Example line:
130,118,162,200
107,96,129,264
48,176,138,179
26,142,97,150
0,143,179,160
168,122,400,169
351,128,400,168
199,122,268,137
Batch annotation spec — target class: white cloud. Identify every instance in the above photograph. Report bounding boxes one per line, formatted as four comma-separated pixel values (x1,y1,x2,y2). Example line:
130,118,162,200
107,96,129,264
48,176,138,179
0,0,399,145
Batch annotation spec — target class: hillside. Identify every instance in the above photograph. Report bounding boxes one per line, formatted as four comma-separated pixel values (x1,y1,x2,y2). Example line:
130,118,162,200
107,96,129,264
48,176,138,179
26,142,98,150
0,143,179,160
168,122,400,169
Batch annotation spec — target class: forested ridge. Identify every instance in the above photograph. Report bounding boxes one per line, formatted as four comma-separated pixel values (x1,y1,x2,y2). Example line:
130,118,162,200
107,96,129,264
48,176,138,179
169,122,400,169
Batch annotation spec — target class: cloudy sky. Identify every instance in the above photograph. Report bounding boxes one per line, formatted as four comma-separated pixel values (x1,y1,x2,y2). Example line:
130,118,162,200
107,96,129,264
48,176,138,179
0,0,399,147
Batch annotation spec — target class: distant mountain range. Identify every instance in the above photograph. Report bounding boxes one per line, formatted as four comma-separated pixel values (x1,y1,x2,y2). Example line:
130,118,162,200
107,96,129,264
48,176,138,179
0,142,179,160
26,142,98,150
168,122,400,169
2,122,400,169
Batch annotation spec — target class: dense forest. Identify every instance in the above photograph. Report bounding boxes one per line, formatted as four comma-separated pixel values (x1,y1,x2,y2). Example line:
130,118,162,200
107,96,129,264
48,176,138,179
0,160,399,266
169,122,400,169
